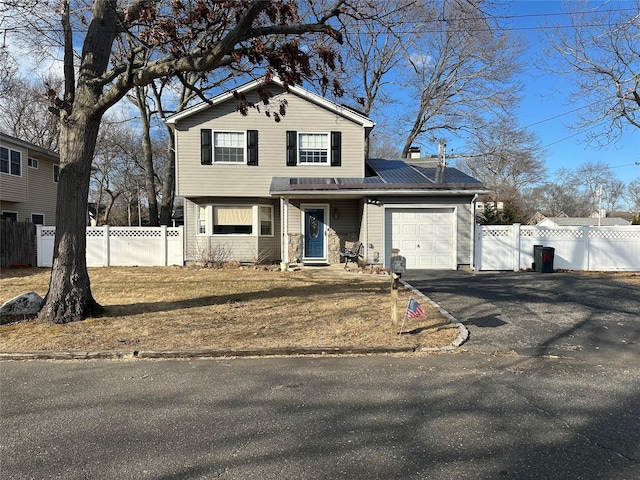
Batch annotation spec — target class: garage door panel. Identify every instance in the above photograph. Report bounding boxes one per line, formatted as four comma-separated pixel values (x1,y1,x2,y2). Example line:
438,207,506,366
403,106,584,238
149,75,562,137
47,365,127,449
386,208,455,270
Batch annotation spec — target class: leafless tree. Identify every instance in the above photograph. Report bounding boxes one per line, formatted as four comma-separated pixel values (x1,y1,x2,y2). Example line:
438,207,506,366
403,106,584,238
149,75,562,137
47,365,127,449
574,160,624,213
626,178,640,211
399,0,523,157
459,117,547,205
0,73,61,151
546,1,640,145
7,0,356,323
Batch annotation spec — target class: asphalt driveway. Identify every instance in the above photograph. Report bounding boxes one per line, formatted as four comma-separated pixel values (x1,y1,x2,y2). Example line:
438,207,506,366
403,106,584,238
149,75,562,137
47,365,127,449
404,270,640,365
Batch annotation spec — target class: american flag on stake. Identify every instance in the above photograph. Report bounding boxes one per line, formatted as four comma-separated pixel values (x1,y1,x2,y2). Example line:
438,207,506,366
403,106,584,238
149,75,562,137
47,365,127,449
406,298,426,319
399,297,426,334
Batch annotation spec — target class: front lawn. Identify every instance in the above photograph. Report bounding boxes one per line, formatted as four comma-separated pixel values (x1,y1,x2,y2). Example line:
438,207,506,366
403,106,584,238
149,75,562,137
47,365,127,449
0,266,458,352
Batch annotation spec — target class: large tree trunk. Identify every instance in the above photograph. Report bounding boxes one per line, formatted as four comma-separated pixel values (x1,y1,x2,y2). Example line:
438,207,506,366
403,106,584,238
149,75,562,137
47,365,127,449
136,86,160,226
158,129,176,226
38,0,119,323
39,111,104,323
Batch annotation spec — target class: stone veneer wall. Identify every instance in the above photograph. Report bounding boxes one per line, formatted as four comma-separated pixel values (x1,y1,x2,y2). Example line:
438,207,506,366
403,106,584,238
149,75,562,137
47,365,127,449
288,231,359,264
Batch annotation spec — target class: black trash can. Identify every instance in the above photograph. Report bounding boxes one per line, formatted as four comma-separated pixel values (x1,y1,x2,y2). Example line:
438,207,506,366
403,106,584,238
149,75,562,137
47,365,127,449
532,244,544,271
539,247,555,273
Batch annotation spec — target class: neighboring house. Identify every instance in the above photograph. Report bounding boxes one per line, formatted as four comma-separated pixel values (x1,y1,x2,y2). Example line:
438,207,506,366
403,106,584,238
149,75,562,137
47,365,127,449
536,216,631,227
166,78,487,270
0,132,59,225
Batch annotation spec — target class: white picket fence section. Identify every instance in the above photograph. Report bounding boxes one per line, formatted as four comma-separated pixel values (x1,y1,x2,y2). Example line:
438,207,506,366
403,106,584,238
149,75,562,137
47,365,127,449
474,224,640,271
37,226,184,267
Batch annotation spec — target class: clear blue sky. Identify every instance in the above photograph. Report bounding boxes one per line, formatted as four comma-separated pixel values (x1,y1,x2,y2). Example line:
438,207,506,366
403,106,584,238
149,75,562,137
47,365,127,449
494,0,639,183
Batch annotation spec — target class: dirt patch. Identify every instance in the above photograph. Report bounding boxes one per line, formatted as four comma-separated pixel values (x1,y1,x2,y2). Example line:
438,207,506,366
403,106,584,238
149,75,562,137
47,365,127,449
0,266,459,353
565,270,640,286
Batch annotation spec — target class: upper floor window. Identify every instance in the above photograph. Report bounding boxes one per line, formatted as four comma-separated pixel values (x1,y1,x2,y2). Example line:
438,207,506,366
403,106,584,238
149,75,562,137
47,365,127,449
1,146,21,176
28,158,39,169
214,131,245,163
201,129,258,166
53,165,60,183
286,130,341,167
298,133,328,164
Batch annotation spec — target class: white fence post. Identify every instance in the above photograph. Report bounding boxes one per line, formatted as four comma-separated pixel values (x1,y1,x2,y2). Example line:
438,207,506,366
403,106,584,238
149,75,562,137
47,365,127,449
582,227,591,272
513,223,520,272
103,225,110,267
161,225,168,266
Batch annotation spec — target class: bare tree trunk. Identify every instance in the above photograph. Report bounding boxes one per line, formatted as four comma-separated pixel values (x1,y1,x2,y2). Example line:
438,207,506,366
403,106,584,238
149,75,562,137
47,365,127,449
158,129,176,226
38,0,118,323
135,86,160,226
39,113,103,323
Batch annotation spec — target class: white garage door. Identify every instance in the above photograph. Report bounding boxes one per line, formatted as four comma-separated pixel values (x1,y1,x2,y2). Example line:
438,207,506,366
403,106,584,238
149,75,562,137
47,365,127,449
385,208,455,269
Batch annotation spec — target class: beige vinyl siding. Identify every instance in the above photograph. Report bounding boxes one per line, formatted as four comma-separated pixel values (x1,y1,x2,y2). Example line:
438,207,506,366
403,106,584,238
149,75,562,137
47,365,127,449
176,87,366,197
0,138,58,224
363,201,384,264
185,197,281,263
25,153,58,225
366,196,475,268
0,142,27,203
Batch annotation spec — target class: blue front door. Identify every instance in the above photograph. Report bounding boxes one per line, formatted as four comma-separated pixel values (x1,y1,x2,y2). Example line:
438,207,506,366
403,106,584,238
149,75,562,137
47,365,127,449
304,208,325,259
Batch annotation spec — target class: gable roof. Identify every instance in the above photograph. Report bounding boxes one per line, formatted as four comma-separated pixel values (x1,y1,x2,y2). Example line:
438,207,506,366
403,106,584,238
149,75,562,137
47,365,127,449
164,77,375,128
0,132,59,161
269,158,488,196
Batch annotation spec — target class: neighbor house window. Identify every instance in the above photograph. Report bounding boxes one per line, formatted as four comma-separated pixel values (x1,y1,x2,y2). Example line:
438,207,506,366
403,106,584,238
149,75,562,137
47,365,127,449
1,211,18,222
214,132,245,163
31,213,44,225
53,165,60,182
28,158,39,169
1,146,21,176
259,206,273,236
298,133,328,164
213,206,252,234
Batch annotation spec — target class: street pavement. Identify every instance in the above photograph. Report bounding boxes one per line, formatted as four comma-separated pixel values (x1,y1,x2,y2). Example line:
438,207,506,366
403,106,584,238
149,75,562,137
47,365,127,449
1,270,639,479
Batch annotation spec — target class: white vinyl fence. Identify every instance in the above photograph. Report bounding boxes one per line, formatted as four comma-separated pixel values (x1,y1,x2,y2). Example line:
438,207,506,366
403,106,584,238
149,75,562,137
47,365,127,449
37,226,184,267
475,224,640,272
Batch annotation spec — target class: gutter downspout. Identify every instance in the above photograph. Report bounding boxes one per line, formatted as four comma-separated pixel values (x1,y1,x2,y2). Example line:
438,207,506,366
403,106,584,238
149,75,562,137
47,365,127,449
281,196,290,270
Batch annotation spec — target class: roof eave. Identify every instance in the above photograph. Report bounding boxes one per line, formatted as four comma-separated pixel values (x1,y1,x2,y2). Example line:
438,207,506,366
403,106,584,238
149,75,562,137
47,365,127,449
165,77,375,128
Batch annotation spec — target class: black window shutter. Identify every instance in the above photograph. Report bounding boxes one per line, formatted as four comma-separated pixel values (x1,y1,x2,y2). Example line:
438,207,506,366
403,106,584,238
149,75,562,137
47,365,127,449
286,131,297,166
331,131,342,167
201,129,212,165
247,130,258,166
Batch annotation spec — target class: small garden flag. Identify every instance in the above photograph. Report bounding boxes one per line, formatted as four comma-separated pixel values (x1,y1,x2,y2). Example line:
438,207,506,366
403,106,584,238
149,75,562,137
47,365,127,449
406,298,426,319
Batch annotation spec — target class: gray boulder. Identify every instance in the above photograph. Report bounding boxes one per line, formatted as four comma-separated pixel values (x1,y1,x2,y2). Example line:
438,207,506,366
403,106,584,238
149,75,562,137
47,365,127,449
0,292,43,324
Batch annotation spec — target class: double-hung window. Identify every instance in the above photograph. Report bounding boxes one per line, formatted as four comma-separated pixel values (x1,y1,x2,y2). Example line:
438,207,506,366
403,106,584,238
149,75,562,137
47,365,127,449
53,165,60,183
298,133,328,164
214,132,245,163
1,146,21,176
259,206,273,236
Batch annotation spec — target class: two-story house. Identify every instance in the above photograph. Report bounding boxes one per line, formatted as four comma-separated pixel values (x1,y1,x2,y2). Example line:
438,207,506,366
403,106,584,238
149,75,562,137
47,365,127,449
0,133,59,225
166,77,487,270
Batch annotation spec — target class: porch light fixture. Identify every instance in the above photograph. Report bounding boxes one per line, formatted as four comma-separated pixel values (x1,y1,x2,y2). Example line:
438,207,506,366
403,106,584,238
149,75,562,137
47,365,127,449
333,208,339,219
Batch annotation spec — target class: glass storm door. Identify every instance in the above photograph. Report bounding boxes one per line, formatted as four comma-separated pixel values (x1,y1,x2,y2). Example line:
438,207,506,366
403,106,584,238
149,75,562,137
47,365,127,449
304,208,325,259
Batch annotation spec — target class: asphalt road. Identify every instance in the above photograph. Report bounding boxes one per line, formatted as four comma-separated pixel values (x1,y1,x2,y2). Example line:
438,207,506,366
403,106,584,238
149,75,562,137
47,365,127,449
1,271,639,479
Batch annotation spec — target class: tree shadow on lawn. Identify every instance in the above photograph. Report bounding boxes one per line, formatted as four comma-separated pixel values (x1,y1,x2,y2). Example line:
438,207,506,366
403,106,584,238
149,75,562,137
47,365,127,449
100,280,389,318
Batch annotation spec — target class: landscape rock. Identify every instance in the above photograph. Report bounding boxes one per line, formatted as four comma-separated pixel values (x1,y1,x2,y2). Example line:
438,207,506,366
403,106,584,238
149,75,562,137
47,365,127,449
0,292,43,324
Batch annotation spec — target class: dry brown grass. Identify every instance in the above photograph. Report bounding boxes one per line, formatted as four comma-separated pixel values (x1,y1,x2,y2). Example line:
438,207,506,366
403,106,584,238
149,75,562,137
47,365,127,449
0,266,459,353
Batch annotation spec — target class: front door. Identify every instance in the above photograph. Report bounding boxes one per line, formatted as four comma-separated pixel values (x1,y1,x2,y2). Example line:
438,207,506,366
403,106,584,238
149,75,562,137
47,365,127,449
303,207,326,260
